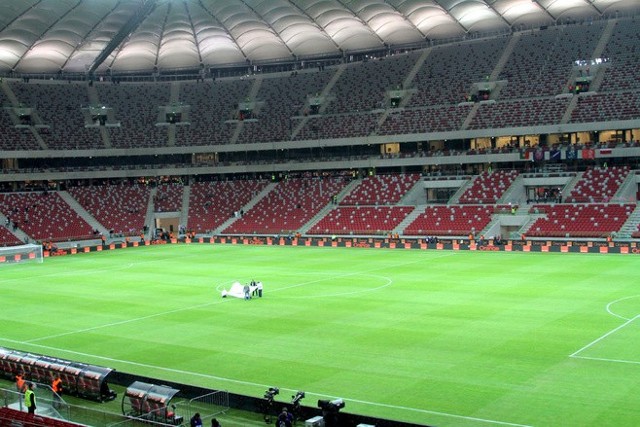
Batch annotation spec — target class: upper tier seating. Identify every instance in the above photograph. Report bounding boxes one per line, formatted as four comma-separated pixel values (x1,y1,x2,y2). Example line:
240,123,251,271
293,112,381,140
0,88,42,150
187,179,269,233
377,104,472,134
68,184,150,235
469,98,570,129
498,23,604,99
0,226,22,246
0,21,637,153
600,20,640,92
566,166,630,203
95,83,170,148
0,111,41,150
308,206,414,235
153,183,184,212
407,38,507,107
328,53,418,114
176,80,251,146
9,82,103,150
224,176,348,234
569,92,640,123
236,71,335,144
0,192,94,241
458,170,519,204
403,205,496,236
340,173,420,205
526,203,634,237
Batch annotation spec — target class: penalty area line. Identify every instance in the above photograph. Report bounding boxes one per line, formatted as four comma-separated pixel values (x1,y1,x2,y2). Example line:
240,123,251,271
0,338,530,427
570,355,640,366
569,315,639,358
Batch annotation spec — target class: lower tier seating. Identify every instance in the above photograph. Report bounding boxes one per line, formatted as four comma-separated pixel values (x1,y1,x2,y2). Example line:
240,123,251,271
309,206,414,235
0,407,83,427
526,204,635,238
404,205,496,236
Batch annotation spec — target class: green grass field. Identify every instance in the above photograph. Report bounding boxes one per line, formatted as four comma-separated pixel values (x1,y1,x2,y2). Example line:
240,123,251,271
1,244,639,427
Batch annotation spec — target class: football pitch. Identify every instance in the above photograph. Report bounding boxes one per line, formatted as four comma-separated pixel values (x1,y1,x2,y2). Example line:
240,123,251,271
1,244,639,427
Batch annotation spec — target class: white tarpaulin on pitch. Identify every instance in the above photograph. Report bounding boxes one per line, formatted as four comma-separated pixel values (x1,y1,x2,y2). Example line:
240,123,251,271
222,281,259,298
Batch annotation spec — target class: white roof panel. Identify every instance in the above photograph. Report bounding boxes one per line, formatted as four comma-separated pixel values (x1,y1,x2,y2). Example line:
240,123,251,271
0,0,637,73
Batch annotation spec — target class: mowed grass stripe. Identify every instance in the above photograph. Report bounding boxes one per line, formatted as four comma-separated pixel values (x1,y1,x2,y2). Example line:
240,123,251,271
1,245,639,426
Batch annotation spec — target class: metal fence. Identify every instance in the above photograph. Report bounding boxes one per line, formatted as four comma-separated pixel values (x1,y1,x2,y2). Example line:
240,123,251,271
174,390,229,426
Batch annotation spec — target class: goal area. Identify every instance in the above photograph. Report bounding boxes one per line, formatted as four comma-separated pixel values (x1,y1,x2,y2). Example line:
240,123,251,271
0,243,43,265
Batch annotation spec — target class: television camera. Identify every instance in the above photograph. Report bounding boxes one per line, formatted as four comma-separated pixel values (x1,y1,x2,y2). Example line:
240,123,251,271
290,391,305,421
262,387,279,423
264,387,279,401
291,391,305,406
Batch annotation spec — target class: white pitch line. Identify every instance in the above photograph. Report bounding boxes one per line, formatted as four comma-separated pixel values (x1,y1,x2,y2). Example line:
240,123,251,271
345,398,533,427
26,253,446,343
0,337,533,427
25,299,227,343
605,295,640,321
570,355,640,366
569,315,639,357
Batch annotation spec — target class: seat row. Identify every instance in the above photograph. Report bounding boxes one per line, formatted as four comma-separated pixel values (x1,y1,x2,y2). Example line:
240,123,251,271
0,407,83,427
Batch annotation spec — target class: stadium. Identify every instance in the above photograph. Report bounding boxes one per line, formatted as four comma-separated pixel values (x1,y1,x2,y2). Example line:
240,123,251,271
1,0,640,426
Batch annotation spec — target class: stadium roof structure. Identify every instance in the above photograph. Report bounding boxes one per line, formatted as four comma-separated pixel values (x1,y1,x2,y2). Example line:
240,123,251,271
0,0,638,75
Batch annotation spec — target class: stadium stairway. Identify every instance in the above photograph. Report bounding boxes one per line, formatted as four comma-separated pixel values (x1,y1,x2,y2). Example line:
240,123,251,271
561,20,617,123
447,177,473,204
0,79,20,105
514,211,547,239
560,172,583,199
611,171,637,202
179,184,191,233
490,33,521,81
214,182,277,234
393,205,424,235
58,191,109,236
560,93,580,124
144,188,157,237
497,174,525,205
374,49,429,132
592,19,618,66
86,84,115,149
458,34,522,131
617,204,640,238
404,48,431,87
2,81,49,149
299,179,361,234
29,127,48,149
0,212,29,243
230,77,263,145
291,64,345,139
399,180,427,205
460,102,481,130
